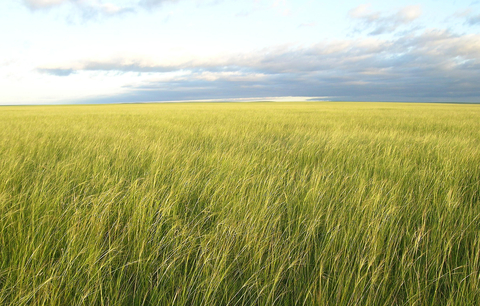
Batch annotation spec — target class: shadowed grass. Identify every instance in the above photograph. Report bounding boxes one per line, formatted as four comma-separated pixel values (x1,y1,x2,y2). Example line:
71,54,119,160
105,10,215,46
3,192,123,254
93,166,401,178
0,102,479,305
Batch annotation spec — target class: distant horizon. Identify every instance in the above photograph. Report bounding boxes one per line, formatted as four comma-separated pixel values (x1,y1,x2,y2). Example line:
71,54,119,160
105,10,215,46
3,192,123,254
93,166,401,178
2,99,480,107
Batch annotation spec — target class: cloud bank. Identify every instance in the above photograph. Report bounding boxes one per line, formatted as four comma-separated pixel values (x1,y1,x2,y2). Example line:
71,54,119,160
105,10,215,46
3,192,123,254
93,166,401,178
37,27,480,103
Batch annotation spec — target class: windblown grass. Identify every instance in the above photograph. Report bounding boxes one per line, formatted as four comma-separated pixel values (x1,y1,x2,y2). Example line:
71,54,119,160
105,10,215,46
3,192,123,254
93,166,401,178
0,102,479,305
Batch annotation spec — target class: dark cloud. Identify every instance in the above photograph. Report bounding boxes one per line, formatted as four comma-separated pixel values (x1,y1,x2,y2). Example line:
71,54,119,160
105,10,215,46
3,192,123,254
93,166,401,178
73,71,480,104
349,5,422,35
39,28,480,103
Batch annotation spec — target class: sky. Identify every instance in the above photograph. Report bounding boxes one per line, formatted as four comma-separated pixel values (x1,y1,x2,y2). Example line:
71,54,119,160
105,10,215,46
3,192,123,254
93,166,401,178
0,0,480,105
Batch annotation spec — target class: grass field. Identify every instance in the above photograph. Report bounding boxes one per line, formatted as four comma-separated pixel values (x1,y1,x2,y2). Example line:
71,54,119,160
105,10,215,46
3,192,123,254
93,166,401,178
0,102,479,305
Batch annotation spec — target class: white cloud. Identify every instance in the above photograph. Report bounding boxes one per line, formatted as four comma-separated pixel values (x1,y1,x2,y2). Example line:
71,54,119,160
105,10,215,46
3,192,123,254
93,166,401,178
349,5,422,35
22,0,180,17
349,4,380,22
398,5,422,22
22,0,136,20
194,71,269,82
101,3,127,14
24,0,66,9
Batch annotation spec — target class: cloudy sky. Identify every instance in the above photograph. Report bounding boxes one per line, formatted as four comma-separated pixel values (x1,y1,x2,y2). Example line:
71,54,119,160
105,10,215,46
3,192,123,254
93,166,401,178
1,0,480,105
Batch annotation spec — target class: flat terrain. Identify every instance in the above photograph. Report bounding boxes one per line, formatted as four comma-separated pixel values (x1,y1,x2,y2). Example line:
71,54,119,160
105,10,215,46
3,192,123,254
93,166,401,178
0,102,479,305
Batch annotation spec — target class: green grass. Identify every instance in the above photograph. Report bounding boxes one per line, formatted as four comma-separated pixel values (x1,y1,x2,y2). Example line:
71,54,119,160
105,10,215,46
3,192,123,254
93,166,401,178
0,102,479,305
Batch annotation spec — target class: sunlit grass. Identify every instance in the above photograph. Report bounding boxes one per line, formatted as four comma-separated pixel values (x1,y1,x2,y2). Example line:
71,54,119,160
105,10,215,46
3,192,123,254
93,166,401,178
0,102,479,305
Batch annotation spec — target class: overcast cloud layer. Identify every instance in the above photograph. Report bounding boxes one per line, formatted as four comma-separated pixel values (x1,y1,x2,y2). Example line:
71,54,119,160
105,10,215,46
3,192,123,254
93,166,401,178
1,0,480,104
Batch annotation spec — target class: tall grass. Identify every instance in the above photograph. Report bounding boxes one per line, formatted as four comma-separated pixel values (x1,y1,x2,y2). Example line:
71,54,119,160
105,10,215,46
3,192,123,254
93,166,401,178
0,102,479,305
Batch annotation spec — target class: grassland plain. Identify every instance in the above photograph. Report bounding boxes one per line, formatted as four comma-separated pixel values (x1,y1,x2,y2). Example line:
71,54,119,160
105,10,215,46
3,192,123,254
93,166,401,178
0,102,479,305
